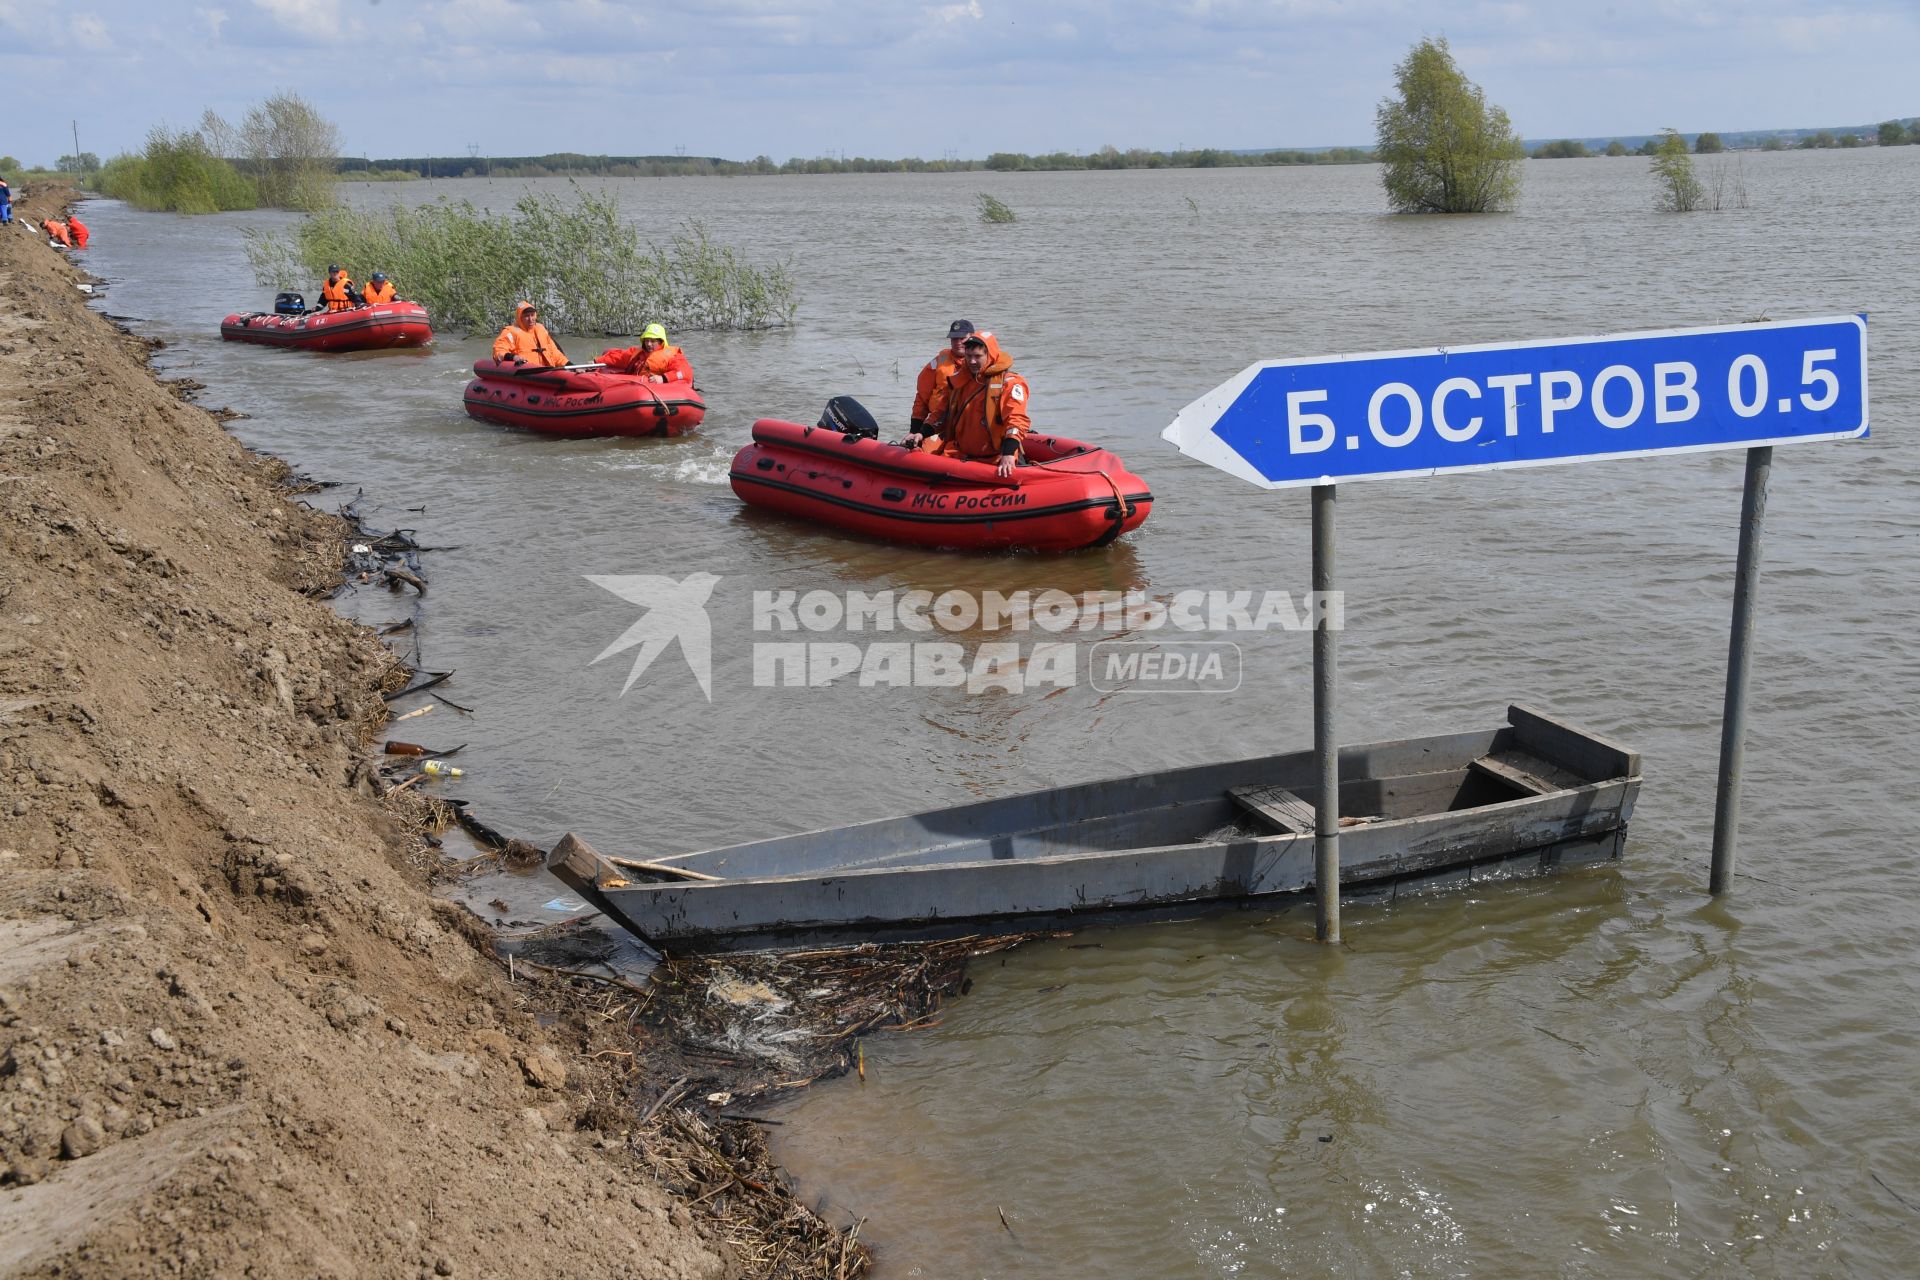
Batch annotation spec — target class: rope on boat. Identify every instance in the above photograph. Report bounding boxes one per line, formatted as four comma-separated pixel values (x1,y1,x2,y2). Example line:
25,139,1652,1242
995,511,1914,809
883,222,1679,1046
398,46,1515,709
1023,457,1133,519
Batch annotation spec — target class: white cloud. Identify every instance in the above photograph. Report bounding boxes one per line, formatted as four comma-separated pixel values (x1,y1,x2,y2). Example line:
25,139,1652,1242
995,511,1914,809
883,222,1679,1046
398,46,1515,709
70,13,112,49
250,0,349,43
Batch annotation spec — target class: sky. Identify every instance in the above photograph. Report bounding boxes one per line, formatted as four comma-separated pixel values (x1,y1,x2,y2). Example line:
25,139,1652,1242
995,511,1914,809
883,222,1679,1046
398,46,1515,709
1,0,1915,165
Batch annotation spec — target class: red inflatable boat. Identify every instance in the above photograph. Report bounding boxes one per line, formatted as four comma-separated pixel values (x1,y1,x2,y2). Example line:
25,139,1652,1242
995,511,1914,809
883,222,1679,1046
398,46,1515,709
219,302,434,352
731,419,1152,552
462,360,706,437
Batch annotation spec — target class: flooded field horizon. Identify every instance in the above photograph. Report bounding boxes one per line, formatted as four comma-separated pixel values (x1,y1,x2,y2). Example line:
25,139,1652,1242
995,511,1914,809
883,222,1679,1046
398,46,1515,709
84,149,1920,1276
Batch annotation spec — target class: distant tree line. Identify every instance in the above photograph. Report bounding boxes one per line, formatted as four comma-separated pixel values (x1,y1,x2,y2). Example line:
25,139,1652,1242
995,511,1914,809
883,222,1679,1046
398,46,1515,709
1524,123,1920,159
1533,120,1920,158
344,143,1375,181
982,145,1374,170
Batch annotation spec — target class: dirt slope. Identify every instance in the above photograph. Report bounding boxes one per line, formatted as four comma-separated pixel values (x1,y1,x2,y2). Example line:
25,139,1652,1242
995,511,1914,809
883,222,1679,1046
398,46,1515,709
0,184,734,1278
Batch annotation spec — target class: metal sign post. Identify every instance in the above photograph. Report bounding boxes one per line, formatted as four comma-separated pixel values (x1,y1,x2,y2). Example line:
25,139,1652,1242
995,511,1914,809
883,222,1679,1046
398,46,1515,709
1710,446,1774,894
1311,484,1339,941
1165,316,1868,919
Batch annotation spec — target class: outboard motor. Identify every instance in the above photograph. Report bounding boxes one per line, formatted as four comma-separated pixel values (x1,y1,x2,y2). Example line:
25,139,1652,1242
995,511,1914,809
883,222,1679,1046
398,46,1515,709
273,291,307,315
819,395,878,440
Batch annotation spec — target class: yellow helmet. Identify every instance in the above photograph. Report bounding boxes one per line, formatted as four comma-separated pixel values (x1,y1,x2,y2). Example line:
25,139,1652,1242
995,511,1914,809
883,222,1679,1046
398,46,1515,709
640,323,668,344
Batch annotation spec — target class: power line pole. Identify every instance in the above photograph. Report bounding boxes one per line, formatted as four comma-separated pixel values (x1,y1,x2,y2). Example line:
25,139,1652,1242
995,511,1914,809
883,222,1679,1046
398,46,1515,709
71,120,81,168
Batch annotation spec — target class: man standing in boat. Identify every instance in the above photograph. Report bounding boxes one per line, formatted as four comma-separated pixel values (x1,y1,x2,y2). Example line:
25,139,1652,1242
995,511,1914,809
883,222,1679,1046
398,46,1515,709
908,319,973,435
492,301,568,368
596,323,692,383
911,330,1028,479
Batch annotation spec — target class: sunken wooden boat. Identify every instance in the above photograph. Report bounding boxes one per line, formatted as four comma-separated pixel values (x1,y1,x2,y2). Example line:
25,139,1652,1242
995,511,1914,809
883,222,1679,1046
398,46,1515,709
548,705,1641,954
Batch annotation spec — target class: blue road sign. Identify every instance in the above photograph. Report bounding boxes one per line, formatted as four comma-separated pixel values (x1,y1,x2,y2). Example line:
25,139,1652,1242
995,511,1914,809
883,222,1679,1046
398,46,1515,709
1163,316,1868,489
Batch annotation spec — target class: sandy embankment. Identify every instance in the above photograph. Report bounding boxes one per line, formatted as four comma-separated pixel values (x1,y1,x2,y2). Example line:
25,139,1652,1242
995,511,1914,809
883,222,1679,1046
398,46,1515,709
0,185,737,1278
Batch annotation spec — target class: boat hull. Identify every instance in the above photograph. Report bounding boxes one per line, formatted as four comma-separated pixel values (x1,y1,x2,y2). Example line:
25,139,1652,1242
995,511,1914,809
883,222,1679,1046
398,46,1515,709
551,705,1641,953
730,419,1151,552
219,303,433,352
463,360,705,437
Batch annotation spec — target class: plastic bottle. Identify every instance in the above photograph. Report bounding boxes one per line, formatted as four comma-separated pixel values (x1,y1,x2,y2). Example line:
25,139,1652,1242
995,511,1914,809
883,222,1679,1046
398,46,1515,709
422,760,463,778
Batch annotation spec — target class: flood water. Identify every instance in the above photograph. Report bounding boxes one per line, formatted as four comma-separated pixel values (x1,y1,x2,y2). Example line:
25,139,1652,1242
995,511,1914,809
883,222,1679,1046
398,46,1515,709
82,149,1920,1276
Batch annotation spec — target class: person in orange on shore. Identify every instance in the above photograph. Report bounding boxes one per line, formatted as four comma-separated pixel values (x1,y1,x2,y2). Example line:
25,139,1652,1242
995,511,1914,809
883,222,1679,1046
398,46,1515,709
909,319,972,434
492,301,568,367
913,330,1028,479
66,213,89,249
362,272,396,304
320,265,357,312
44,218,73,248
597,323,692,383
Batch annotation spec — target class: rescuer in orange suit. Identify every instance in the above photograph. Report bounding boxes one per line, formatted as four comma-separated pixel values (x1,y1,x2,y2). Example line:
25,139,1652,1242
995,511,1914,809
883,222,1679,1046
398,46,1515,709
320,265,358,311
909,319,973,434
492,301,568,367
44,218,73,248
362,272,396,304
597,323,692,382
66,212,90,249
910,330,1029,479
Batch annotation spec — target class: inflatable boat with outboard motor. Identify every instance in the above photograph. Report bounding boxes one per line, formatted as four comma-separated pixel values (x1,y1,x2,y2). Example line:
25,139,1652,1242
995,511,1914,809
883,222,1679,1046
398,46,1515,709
220,293,434,352
730,397,1151,552
462,359,706,437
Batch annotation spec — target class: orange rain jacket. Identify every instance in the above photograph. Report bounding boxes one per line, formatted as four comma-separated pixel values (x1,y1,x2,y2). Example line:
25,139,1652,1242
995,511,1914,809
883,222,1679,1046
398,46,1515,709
493,302,568,367
598,343,693,383
363,278,396,304
44,219,72,248
66,215,89,249
911,348,963,429
926,330,1029,461
321,271,355,311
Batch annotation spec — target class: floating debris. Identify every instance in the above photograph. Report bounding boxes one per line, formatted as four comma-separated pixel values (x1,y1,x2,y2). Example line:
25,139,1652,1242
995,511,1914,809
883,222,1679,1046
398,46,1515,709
638,932,1055,1104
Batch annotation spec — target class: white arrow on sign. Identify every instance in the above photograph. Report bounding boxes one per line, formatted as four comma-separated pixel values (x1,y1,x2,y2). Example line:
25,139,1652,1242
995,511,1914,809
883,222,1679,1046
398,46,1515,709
1161,360,1284,489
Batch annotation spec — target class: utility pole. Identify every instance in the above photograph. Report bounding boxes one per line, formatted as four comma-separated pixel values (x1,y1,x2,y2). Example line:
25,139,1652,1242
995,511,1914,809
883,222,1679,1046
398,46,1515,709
71,120,81,170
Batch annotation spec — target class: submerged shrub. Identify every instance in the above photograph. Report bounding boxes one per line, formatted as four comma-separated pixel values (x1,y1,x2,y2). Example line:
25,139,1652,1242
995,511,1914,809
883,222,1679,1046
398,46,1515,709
95,127,257,214
976,193,1016,224
244,185,798,334
1650,128,1704,213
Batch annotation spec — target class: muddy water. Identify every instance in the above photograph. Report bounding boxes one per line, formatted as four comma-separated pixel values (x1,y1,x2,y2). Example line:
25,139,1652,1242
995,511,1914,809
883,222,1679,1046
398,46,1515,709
82,149,1920,1276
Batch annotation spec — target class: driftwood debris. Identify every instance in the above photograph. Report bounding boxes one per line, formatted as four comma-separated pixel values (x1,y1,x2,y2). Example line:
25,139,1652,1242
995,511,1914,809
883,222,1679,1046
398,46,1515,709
604,853,724,883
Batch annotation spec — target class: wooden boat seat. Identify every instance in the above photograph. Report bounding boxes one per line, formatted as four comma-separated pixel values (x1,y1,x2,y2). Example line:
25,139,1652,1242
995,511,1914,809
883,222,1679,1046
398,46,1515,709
1229,785,1318,834
1468,749,1585,797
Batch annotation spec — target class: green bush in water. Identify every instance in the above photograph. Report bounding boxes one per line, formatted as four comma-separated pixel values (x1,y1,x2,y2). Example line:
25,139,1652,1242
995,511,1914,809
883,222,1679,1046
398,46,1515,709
976,192,1016,224
244,185,798,334
95,127,258,214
